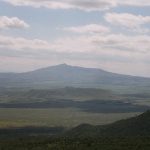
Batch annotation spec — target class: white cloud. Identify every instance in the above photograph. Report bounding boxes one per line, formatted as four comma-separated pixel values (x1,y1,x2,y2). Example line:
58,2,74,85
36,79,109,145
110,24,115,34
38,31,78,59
0,35,50,51
3,0,72,9
105,13,150,33
0,16,29,29
0,34,150,76
92,34,150,53
3,0,150,11
3,0,117,11
63,24,110,34
0,34,150,56
105,13,150,28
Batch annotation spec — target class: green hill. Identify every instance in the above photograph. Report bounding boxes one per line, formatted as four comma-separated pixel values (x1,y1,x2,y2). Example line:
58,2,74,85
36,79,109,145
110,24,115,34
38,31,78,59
66,110,150,137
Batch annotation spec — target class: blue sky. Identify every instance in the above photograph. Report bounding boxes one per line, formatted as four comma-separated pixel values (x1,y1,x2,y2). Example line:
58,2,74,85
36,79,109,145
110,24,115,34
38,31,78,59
0,0,150,77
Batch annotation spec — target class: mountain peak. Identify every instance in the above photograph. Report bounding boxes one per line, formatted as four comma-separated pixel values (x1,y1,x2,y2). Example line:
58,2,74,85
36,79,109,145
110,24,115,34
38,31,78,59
57,63,70,67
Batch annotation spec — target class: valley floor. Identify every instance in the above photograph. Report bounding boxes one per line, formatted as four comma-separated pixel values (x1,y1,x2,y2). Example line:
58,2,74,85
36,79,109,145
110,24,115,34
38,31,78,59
0,108,140,128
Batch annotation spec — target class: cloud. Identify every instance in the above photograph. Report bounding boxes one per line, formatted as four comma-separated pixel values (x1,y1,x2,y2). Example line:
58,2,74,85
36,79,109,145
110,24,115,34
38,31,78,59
0,34,150,57
0,35,51,52
0,16,29,29
92,34,150,53
62,24,110,34
3,0,150,11
2,0,117,11
0,34,150,76
105,13,150,33
3,0,72,9
105,13,150,28
67,0,117,11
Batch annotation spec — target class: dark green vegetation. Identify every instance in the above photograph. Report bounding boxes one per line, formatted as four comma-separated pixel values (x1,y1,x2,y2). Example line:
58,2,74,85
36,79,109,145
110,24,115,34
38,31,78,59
0,136,150,150
0,64,150,92
0,111,150,150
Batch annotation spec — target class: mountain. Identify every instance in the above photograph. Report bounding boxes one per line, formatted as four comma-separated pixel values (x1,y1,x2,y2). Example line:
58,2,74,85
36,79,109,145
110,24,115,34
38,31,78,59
65,110,150,137
0,64,150,89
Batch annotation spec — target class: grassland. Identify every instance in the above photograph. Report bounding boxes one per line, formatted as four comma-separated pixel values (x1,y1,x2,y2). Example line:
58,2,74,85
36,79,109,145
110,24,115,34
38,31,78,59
0,108,140,128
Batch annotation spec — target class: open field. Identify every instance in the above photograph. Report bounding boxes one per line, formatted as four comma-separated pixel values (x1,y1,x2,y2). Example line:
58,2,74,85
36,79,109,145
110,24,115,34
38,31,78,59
0,108,140,128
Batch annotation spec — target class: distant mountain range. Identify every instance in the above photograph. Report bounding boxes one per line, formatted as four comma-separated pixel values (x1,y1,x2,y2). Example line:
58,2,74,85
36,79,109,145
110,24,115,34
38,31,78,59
0,64,150,89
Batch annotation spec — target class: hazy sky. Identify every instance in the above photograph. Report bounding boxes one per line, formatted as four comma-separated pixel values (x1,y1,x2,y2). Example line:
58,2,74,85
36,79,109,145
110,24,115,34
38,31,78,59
0,0,150,77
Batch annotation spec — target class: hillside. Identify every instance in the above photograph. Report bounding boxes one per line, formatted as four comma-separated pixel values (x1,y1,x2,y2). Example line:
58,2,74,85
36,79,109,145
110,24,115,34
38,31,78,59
0,87,117,103
66,110,150,137
0,64,150,89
